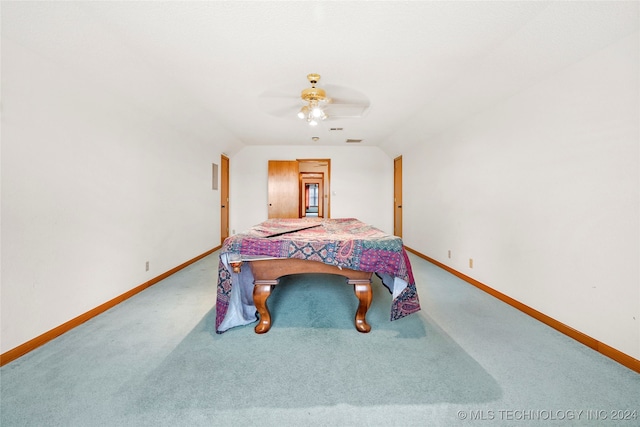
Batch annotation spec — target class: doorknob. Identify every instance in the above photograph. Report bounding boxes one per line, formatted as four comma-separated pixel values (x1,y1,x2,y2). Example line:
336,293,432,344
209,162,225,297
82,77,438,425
397,205,402,208
221,205,226,208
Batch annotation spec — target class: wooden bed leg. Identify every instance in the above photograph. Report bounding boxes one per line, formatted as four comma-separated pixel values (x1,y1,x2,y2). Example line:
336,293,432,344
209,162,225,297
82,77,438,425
253,281,276,334
351,279,372,333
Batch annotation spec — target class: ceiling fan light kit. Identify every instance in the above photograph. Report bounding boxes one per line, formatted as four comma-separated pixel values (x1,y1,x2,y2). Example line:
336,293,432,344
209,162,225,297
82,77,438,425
299,73,328,126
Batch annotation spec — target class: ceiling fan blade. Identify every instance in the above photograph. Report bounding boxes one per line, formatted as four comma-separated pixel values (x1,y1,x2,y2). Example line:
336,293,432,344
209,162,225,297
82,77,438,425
325,102,370,118
258,79,370,119
264,104,300,117
328,96,369,106
258,89,298,100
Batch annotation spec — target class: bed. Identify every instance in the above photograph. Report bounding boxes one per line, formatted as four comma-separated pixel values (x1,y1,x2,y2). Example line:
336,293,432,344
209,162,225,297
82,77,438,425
215,218,421,333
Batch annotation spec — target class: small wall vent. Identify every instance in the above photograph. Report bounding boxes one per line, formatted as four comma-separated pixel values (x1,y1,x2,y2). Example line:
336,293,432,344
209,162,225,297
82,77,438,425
345,139,363,143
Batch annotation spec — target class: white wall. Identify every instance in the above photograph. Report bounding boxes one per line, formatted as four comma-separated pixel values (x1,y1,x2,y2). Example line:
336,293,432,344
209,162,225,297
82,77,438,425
229,145,394,235
3,14,636,365
1,39,238,353
394,33,639,359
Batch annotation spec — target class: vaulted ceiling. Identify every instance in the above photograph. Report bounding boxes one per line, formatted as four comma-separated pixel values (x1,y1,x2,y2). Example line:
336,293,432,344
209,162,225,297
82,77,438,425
2,1,638,153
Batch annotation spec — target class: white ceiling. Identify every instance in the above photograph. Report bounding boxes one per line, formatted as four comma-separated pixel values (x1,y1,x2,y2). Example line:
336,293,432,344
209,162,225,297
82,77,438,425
2,1,638,151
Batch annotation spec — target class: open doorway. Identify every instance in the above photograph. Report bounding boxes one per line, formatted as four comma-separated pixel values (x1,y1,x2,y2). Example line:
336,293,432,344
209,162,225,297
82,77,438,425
305,183,319,216
300,173,324,217
298,159,330,218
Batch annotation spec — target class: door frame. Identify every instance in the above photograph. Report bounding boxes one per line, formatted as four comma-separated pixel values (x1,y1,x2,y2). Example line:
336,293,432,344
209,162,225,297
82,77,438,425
300,172,324,217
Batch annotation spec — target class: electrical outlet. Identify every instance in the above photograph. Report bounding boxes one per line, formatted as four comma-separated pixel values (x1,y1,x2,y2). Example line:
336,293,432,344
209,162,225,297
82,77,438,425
448,250,451,259
469,258,473,268
145,261,149,272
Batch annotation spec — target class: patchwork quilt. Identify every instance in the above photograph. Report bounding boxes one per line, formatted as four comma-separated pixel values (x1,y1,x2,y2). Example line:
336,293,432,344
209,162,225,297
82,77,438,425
215,218,421,333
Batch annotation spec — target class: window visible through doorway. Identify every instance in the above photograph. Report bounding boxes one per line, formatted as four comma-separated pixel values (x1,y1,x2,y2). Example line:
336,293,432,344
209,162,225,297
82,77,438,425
305,183,319,217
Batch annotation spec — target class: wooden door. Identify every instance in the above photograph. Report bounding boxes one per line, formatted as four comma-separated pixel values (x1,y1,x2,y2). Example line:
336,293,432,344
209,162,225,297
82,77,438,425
220,155,229,244
268,160,300,218
394,156,403,237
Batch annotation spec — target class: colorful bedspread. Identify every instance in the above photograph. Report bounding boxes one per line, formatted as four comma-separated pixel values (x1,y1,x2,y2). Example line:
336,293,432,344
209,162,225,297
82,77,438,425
215,218,421,333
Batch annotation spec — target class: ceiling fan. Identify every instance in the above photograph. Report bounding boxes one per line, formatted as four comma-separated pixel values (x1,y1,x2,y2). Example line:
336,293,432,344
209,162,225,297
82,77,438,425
297,73,329,126
258,73,370,123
